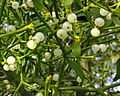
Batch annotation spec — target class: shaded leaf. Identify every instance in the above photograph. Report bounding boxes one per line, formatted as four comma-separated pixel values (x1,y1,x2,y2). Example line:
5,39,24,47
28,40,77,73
68,59,85,80
112,16,120,25
114,59,120,81
33,0,44,11
61,0,73,6
112,9,120,17
0,0,6,23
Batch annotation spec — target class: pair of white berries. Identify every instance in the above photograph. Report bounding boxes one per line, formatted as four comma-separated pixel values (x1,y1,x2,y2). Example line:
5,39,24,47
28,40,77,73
3,24,16,32
91,17,104,37
27,32,45,49
3,80,11,90
100,8,112,20
54,48,63,57
91,8,111,37
57,13,77,40
43,48,62,62
12,0,34,10
91,8,112,37
3,56,16,71
92,44,108,53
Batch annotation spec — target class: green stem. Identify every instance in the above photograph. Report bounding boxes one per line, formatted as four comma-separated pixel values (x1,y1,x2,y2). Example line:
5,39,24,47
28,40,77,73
13,81,22,96
45,76,51,96
58,86,97,92
13,73,23,96
19,51,31,59
0,23,33,38
95,29,120,39
104,25,120,30
102,82,120,91
59,81,120,95
0,70,6,79
0,0,6,23
22,81,39,91
89,0,108,10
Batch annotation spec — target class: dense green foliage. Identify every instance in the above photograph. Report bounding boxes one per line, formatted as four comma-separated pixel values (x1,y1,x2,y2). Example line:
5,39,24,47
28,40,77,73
1,0,120,96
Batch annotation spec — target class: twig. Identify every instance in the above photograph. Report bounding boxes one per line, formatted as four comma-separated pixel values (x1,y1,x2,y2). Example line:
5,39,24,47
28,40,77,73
0,23,34,38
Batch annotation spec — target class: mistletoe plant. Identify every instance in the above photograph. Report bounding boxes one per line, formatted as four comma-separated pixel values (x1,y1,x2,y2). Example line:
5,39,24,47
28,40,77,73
1,0,120,96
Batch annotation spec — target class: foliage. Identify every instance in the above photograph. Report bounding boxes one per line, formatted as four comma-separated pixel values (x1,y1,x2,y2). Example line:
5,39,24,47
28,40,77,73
0,0,120,96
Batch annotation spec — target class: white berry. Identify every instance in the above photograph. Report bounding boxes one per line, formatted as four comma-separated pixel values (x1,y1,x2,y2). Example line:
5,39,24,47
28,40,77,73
6,84,11,90
11,44,20,50
36,92,43,96
9,64,16,71
76,76,82,83
53,73,59,81
91,27,100,37
3,24,9,32
3,64,9,71
44,52,51,60
27,40,37,49
54,48,63,57
52,11,56,18
91,44,100,53
100,8,109,16
42,58,46,62
62,21,72,32
32,55,37,59
3,80,9,84
106,13,112,20
12,1,19,9
67,13,77,23
111,54,120,64
32,32,45,44
26,0,34,8
21,3,28,9
57,29,68,40
7,25,16,32
3,24,16,32
7,56,16,64
95,17,105,27
99,44,108,52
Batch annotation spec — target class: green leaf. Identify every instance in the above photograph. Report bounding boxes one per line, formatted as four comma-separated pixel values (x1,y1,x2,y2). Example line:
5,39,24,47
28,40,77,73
71,41,81,57
114,59,120,81
112,16,120,25
88,8,100,17
33,0,44,11
75,0,81,4
68,59,85,80
61,0,73,6
112,9,120,17
104,20,112,27
0,0,6,23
